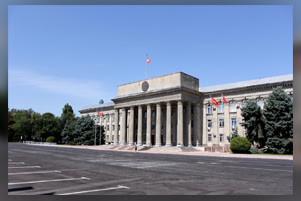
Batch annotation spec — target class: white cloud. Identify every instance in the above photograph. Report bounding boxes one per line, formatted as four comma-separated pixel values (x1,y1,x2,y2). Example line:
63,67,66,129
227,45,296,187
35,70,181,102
9,69,113,100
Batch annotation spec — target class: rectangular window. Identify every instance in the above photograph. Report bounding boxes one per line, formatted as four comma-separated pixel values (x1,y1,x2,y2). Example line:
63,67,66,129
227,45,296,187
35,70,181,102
232,118,237,128
208,105,212,114
220,134,224,142
230,102,236,112
191,120,194,128
113,125,115,131
208,134,212,142
118,125,120,130
219,119,224,128
107,125,110,131
208,120,212,128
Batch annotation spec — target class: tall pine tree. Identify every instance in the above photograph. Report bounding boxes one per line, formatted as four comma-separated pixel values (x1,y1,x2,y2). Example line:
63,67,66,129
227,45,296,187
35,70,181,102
241,101,266,148
263,87,293,154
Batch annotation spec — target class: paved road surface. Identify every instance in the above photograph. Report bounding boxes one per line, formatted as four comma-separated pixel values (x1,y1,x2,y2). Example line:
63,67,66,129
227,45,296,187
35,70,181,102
8,143,293,195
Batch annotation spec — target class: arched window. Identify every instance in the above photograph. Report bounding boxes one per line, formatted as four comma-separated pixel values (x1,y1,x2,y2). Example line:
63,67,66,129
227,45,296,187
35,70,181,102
230,102,236,112
208,104,212,114
218,103,224,113
152,111,155,118
257,99,264,109
242,100,248,108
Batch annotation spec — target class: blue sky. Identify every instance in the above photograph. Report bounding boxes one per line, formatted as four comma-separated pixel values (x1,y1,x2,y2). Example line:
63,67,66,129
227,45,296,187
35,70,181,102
8,5,293,117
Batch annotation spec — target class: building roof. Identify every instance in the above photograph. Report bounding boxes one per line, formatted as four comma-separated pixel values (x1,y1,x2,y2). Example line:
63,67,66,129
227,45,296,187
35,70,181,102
81,102,114,111
199,74,293,93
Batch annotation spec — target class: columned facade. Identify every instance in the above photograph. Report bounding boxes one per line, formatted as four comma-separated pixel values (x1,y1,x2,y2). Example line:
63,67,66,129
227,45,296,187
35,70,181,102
79,72,293,149
108,101,201,147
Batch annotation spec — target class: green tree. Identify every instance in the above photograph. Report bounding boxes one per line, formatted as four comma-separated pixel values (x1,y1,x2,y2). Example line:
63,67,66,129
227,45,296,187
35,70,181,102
35,113,61,142
61,117,79,144
72,115,101,145
61,103,75,129
11,109,33,141
241,101,266,148
227,127,239,143
263,87,293,154
8,108,15,142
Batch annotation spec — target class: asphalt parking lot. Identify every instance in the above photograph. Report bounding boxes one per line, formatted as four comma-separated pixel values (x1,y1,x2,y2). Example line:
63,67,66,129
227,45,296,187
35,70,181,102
8,143,293,195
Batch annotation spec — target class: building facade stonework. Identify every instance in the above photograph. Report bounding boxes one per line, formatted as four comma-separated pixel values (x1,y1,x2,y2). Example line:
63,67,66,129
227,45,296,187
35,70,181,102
79,72,293,148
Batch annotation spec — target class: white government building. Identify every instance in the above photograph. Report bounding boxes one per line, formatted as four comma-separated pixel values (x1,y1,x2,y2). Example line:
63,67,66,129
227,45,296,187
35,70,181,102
79,72,293,149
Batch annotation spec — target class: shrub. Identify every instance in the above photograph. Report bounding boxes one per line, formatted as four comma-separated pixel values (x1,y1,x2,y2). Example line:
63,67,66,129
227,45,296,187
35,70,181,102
230,137,251,153
46,136,56,143
249,147,259,154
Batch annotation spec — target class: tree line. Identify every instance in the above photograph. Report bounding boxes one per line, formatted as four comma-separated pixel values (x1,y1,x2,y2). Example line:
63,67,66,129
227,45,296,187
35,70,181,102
8,103,104,145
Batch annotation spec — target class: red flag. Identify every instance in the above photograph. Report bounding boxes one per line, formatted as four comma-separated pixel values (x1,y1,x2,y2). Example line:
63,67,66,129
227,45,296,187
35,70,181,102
223,95,227,105
146,57,151,63
211,97,219,106
97,111,103,118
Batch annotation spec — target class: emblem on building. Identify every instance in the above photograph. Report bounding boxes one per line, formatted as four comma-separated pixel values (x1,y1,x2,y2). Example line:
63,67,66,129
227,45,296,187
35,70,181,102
142,81,149,92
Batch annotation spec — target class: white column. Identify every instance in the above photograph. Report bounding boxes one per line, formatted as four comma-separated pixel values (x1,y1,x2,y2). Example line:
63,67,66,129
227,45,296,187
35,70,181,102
146,104,152,146
155,103,162,146
186,102,192,147
109,113,113,144
137,105,143,146
120,108,127,145
177,101,184,147
128,106,134,146
104,114,108,144
114,109,119,145
165,102,172,146
196,103,202,146
193,104,198,146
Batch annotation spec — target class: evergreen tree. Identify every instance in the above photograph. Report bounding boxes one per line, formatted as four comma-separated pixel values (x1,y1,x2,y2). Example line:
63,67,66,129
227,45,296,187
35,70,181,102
61,117,78,144
227,127,239,143
263,87,293,154
72,115,97,145
241,101,266,148
61,103,75,129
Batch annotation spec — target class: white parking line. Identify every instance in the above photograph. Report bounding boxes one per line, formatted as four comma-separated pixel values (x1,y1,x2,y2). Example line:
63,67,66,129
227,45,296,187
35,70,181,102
8,159,12,162
210,163,219,165
57,185,129,195
8,166,40,169
8,162,25,165
8,177,90,186
8,170,61,176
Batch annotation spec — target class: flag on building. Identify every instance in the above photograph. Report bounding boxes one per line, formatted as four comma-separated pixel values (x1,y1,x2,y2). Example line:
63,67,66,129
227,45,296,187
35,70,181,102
146,57,151,63
223,94,227,105
211,97,219,106
97,111,103,118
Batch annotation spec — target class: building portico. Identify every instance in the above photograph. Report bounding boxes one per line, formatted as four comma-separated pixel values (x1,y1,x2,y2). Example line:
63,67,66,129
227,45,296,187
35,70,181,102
110,72,202,147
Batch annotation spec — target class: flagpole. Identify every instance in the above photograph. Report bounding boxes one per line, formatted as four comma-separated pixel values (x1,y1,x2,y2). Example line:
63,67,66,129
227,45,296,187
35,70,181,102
210,95,212,152
146,53,148,79
222,93,224,153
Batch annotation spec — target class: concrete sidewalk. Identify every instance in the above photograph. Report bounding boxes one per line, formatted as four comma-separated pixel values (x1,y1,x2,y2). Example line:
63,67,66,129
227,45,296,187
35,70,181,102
27,143,293,160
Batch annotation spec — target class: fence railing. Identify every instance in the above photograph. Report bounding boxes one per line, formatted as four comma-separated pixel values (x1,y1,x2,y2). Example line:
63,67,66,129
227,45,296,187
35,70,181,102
22,141,57,145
